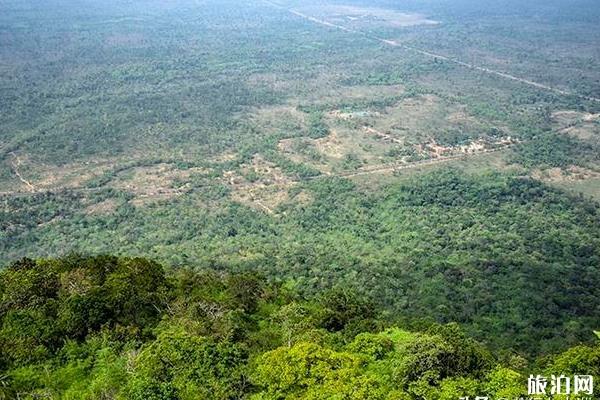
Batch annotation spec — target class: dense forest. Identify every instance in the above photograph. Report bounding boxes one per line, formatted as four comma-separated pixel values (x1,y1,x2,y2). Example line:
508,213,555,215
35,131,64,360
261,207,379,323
1,0,600,397
1,255,598,399
3,170,600,357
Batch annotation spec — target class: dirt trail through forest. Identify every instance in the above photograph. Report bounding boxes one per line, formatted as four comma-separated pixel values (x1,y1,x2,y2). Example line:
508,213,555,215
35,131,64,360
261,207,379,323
9,152,35,192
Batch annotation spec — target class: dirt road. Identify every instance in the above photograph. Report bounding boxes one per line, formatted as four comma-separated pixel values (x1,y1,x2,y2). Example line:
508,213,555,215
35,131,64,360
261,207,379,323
9,152,35,192
262,0,600,103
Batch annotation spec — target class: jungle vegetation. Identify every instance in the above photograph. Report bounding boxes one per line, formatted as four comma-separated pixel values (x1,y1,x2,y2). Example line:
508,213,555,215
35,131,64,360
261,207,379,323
1,255,598,399
1,0,600,397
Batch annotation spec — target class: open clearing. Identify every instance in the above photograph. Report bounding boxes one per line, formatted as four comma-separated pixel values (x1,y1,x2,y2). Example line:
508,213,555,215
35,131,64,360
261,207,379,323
296,4,439,28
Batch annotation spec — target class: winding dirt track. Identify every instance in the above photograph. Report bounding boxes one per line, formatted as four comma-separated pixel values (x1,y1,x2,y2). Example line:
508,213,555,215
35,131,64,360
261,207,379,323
9,152,35,192
262,0,600,103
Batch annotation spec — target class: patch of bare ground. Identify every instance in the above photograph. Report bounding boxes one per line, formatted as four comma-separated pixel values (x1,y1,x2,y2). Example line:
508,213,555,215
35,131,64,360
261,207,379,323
552,110,598,126
531,165,600,183
84,199,119,216
301,81,406,106
559,125,598,141
300,5,439,27
277,138,326,173
3,153,128,194
210,152,238,163
417,137,516,159
228,155,296,213
584,113,600,122
328,92,514,160
275,91,518,177
278,130,346,174
329,110,381,121
244,154,293,185
363,126,403,144
446,110,479,125
249,104,307,135
232,185,290,215
553,110,600,140
363,94,442,143
341,142,517,180
35,163,113,191
313,129,346,159
109,163,206,206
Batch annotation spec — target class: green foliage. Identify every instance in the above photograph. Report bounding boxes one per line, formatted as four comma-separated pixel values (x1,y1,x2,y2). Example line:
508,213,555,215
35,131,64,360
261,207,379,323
347,333,394,361
547,344,600,376
2,0,600,368
436,377,480,400
124,325,247,400
0,255,169,369
252,342,383,400
4,170,600,356
271,302,319,347
511,133,598,169
0,255,597,399
483,367,524,399
318,288,378,335
307,112,330,140
2,0,600,397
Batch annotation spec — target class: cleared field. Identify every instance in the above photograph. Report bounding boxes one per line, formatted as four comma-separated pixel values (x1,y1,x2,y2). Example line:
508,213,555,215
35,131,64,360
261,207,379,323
294,4,439,28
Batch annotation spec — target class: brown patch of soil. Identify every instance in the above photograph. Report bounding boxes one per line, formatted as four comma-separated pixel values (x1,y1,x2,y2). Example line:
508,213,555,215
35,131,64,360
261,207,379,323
109,163,206,205
228,155,296,213
532,165,600,183
313,129,345,159
85,199,119,216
